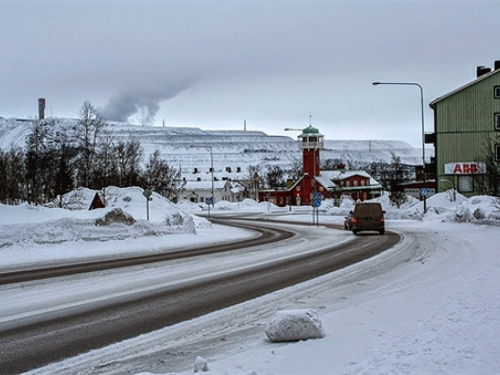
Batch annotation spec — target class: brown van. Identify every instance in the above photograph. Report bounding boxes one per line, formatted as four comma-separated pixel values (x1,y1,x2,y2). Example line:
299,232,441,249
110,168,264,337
350,202,385,235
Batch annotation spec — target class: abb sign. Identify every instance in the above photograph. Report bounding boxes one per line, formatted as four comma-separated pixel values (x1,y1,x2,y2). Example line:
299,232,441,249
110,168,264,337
444,162,486,175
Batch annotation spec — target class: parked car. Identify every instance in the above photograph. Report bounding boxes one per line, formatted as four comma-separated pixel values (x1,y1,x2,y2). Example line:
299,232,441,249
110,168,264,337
350,202,385,235
344,212,353,230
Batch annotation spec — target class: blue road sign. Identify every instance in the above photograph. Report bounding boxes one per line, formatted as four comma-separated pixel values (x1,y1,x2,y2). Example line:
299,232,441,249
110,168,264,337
313,199,321,208
205,197,213,204
313,192,322,200
420,188,429,197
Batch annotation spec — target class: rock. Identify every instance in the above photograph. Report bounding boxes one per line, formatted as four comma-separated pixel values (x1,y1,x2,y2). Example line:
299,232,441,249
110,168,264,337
265,309,325,342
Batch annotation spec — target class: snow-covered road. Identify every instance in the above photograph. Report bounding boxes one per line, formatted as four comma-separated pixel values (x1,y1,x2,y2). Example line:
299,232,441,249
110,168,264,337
0,222,349,326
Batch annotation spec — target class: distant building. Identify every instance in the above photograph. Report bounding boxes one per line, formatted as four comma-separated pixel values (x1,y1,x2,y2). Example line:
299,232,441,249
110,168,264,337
179,180,244,204
258,125,385,207
428,61,500,196
398,181,436,200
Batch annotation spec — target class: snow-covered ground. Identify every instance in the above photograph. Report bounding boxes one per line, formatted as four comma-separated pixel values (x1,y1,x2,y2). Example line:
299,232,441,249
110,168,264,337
1,188,500,375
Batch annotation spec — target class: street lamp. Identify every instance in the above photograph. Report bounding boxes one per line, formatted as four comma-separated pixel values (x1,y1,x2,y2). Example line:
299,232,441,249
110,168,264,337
190,145,214,207
372,81,427,213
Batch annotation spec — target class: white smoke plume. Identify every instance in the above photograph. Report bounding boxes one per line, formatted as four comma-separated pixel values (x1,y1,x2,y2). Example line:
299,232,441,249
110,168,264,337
98,79,194,124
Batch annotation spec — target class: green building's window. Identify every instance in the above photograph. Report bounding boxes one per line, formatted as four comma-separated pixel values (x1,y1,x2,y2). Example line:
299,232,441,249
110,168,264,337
495,86,500,98
458,175,474,193
496,144,500,161
495,113,500,130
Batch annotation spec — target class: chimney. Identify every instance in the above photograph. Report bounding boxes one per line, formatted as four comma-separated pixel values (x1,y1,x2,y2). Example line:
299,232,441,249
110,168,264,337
495,60,500,71
476,66,492,78
38,98,46,119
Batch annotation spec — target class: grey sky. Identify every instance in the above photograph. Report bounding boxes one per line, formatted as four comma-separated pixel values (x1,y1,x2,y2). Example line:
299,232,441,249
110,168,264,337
1,0,499,147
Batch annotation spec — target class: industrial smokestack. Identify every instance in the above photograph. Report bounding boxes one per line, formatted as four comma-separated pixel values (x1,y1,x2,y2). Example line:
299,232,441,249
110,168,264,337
38,98,46,119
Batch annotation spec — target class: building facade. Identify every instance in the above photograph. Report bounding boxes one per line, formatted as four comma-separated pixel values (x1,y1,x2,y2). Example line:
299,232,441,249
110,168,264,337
180,180,244,204
258,126,385,206
428,62,500,196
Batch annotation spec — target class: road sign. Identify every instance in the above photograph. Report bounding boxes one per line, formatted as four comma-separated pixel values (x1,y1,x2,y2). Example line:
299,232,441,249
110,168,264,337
142,189,152,199
313,192,322,200
420,187,429,197
313,199,321,208
205,197,213,205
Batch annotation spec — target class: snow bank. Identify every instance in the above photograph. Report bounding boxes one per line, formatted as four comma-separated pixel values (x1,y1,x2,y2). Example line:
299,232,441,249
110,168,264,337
320,190,500,225
0,187,206,249
265,309,325,342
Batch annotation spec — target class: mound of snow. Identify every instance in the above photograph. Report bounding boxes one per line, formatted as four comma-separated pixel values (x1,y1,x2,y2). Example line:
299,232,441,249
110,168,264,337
213,200,236,210
193,356,209,373
95,208,135,226
176,199,203,213
0,187,210,248
265,309,325,342
239,198,260,207
452,195,500,223
318,198,335,211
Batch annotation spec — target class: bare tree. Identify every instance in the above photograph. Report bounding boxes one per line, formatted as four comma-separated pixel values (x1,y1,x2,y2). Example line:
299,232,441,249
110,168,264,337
386,153,411,208
115,138,143,187
142,150,182,200
74,100,105,188
25,119,57,204
246,165,263,200
265,165,286,189
0,148,25,204
288,158,303,181
475,139,500,197
92,130,118,193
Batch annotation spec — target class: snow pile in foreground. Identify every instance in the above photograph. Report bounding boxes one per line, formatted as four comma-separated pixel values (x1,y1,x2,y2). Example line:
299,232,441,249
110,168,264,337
264,309,325,342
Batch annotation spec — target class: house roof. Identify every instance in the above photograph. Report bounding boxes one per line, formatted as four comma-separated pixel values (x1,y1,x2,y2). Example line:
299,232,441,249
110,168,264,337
183,180,232,191
320,170,383,189
315,174,337,190
429,68,500,109
287,170,383,192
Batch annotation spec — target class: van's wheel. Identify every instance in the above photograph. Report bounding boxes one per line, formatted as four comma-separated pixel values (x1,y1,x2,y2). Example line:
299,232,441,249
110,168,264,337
352,230,358,235
379,230,385,235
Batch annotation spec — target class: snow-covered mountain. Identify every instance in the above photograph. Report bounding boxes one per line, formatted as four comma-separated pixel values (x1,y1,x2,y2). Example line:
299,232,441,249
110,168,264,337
0,117,426,178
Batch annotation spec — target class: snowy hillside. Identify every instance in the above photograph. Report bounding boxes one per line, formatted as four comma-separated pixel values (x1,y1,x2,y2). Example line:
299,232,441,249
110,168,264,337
0,117,427,177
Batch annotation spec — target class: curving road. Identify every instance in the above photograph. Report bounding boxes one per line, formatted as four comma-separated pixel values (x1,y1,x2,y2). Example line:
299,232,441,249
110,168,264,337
0,218,293,285
0,218,400,374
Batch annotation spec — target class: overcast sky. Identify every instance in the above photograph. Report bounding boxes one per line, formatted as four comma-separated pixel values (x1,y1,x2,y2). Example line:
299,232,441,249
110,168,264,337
2,0,499,147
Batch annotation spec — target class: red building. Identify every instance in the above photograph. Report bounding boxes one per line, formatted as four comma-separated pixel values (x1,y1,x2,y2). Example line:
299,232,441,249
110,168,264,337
258,125,385,207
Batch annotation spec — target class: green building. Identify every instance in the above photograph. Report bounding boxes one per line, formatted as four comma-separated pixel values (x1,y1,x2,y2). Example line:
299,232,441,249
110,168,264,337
428,62,500,196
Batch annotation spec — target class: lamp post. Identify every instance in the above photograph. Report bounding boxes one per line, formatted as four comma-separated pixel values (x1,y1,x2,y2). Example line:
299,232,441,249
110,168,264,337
372,81,427,213
190,145,214,208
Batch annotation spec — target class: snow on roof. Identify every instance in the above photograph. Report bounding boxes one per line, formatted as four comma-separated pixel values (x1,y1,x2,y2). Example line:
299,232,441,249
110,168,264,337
183,180,232,191
315,174,338,190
